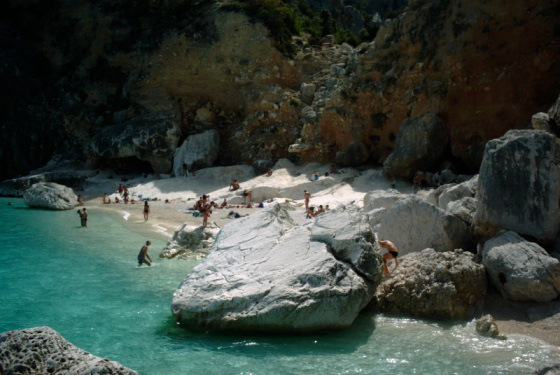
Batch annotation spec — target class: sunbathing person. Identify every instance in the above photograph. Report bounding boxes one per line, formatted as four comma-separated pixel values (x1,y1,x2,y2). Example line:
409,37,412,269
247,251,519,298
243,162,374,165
230,180,240,191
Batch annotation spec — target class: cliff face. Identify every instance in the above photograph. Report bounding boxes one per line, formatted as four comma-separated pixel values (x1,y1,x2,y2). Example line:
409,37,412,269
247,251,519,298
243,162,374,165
1,0,559,180
298,0,560,171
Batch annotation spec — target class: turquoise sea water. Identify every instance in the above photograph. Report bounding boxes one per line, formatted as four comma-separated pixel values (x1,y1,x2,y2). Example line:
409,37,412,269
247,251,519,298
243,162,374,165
1,197,559,375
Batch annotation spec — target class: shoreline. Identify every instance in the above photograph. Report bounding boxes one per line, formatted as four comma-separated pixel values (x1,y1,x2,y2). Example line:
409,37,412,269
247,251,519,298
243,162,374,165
84,194,560,348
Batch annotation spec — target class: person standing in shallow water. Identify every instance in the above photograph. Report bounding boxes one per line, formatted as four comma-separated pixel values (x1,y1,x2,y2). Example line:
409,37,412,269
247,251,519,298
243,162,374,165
77,207,88,227
378,240,399,275
138,241,152,266
143,201,150,222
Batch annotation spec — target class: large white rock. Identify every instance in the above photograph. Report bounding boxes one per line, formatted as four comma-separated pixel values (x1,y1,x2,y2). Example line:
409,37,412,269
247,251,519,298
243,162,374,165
377,195,470,255
23,182,79,210
370,249,486,319
474,130,560,245
482,231,560,302
0,326,137,374
437,175,477,210
173,129,220,176
172,203,382,333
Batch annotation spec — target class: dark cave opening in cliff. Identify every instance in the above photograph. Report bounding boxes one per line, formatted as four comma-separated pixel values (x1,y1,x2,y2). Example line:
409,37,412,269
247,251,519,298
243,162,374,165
95,157,154,177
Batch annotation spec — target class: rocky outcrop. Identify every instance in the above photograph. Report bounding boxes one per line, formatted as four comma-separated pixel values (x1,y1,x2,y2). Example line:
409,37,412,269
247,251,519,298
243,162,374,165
172,203,381,333
0,326,137,375
23,182,79,210
377,195,470,255
475,314,506,340
160,224,220,260
482,231,560,303
334,140,369,167
370,249,486,319
383,113,448,179
91,113,181,174
437,176,477,210
532,363,560,375
173,130,220,177
474,130,560,246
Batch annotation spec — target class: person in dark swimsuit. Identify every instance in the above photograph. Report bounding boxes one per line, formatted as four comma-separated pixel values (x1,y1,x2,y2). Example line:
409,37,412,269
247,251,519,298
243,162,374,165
138,241,152,266
378,240,399,275
77,208,88,227
143,201,150,222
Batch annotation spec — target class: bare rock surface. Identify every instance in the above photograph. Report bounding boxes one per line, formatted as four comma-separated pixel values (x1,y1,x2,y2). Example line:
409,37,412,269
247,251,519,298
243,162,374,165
173,129,220,176
0,326,137,375
23,182,79,210
474,130,560,246
370,249,487,319
160,224,221,260
172,203,382,333
377,195,470,255
475,314,506,340
482,231,560,302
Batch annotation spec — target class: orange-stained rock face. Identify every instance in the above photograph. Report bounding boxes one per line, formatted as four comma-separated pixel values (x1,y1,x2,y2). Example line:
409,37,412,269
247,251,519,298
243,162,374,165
299,0,560,172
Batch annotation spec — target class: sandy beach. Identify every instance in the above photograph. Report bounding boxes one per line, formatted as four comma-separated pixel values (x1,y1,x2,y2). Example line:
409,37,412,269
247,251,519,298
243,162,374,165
80,161,560,348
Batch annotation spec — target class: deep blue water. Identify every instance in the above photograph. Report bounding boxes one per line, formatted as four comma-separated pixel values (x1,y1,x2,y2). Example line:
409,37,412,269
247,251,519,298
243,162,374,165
0,197,558,374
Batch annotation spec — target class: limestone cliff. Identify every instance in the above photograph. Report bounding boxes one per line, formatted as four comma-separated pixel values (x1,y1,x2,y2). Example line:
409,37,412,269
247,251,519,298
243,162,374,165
1,0,559,180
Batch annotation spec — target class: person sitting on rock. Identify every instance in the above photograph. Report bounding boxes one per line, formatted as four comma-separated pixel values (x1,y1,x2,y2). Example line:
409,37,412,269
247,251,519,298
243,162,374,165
306,206,315,219
230,179,240,191
314,205,325,216
266,168,273,177
378,240,399,275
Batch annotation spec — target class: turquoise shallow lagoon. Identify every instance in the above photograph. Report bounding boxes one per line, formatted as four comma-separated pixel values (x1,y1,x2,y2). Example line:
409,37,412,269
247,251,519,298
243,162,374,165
1,197,559,374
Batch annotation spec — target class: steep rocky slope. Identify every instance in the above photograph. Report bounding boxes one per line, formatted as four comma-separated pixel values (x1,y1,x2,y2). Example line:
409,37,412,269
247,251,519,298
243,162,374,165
1,0,559,180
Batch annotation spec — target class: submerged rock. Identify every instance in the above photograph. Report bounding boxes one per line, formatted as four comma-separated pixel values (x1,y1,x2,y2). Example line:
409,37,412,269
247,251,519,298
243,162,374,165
172,203,382,333
0,326,137,374
370,249,486,319
23,182,79,210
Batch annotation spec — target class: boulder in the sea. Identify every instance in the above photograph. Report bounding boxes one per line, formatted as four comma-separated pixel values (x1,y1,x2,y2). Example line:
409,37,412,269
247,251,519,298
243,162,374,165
91,113,180,174
370,249,487,319
377,195,471,255
475,314,506,340
160,224,220,260
172,203,381,333
173,129,220,177
482,231,560,303
474,130,560,246
383,112,448,179
532,363,560,375
0,326,137,374
23,182,79,210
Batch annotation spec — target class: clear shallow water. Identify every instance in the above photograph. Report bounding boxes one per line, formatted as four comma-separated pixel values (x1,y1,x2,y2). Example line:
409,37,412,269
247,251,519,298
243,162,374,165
0,197,558,375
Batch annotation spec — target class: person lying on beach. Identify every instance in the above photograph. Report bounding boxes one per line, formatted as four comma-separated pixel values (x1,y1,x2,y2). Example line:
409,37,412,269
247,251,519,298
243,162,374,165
220,199,228,208
138,241,152,266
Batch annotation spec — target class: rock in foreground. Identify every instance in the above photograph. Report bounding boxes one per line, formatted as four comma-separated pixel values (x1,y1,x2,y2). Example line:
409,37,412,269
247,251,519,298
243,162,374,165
23,182,79,210
482,231,560,302
0,326,137,375
172,204,382,333
370,249,486,319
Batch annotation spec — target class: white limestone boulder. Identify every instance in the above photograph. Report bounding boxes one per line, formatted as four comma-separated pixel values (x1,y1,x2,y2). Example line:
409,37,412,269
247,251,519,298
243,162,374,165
377,195,470,255
474,130,560,246
363,190,404,229
172,203,382,333
370,249,486,319
437,175,477,210
23,182,79,210
0,326,137,374
173,129,220,176
446,197,477,225
160,224,221,260
482,231,560,302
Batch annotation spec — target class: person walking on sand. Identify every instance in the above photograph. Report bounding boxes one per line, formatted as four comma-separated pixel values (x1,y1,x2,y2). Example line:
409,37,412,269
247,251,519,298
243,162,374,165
202,202,212,227
138,241,152,266
143,201,150,222
378,240,399,275
77,195,84,206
